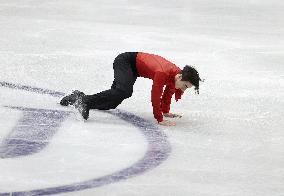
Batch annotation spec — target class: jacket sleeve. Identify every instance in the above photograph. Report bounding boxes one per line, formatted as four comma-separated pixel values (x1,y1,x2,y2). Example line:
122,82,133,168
161,85,175,113
151,72,167,122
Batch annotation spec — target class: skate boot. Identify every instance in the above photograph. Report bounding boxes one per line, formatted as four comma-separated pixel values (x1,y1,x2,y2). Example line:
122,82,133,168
60,90,85,106
73,93,89,120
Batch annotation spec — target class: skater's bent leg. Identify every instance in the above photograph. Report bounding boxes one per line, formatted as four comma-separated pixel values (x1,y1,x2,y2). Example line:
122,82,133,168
83,87,133,110
84,52,137,111
111,80,116,89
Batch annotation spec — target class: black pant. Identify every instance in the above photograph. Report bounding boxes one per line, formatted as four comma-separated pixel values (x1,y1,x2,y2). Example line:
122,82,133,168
83,52,138,110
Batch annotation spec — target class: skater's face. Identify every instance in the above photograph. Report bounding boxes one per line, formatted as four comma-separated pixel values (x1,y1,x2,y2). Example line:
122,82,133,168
175,74,193,92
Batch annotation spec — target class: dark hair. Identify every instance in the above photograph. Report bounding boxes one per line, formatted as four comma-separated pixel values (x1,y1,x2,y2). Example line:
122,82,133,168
180,65,203,94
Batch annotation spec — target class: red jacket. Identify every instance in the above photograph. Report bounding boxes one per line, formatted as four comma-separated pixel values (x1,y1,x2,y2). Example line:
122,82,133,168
136,52,183,122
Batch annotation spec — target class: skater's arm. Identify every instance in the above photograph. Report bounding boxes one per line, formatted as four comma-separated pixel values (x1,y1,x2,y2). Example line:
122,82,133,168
151,72,177,126
161,85,174,114
161,86,183,119
151,72,167,123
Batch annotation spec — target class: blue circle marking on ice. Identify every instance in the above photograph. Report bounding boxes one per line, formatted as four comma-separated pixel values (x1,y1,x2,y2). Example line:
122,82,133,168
0,106,71,158
0,81,171,196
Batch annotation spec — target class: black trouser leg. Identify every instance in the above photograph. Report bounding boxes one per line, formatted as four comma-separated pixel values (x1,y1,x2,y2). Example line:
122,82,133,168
83,52,138,110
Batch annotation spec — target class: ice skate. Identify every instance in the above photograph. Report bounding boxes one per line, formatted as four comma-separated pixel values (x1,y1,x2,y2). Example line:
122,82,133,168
60,90,85,106
73,93,89,121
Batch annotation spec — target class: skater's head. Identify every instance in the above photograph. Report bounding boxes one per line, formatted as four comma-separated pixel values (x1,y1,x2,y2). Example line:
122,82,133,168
175,65,203,94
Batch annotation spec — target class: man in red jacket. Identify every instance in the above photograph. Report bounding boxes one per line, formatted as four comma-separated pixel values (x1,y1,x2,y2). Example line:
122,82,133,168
60,52,202,126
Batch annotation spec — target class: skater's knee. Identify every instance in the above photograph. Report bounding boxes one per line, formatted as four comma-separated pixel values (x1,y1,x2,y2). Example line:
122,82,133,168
117,88,133,99
109,102,121,109
124,91,133,99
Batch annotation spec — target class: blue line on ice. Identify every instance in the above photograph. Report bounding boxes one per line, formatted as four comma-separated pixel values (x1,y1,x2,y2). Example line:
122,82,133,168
0,81,171,196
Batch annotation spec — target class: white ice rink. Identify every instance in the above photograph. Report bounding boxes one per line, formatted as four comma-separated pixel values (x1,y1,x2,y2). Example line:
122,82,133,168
0,0,284,195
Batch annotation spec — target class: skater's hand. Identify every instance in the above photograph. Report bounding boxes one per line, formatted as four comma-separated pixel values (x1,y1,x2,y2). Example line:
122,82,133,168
159,119,176,126
163,112,182,118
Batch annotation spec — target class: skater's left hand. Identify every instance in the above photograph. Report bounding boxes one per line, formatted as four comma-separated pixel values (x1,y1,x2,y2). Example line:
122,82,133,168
163,113,182,118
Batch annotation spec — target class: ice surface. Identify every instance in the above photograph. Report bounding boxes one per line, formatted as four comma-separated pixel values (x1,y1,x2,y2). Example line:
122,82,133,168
0,0,284,195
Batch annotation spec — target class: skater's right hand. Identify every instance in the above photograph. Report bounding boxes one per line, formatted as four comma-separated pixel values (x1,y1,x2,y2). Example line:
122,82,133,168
159,119,176,126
